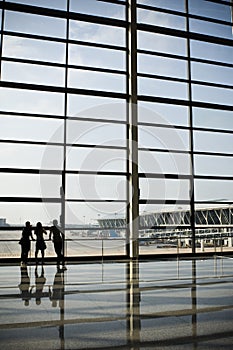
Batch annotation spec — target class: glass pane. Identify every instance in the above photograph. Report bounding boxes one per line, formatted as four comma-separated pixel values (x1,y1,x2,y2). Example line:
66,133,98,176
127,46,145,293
139,126,189,151
5,0,67,10
70,0,125,20
192,85,233,106
66,175,126,200
139,151,191,175
0,115,64,143
189,0,232,22
68,69,126,93
2,61,65,87
190,40,233,65
193,108,233,131
3,35,66,63
138,102,189,126
65,202,126,226
195,155,233,177
137,0,185,12
190,18,233,40
138,54,187,79
138,78,188,99
4,11,66,38
69,21,125,47
0,88,64,115
138,32,187,56
69,44,126,70
67,94,126,121
194,131,233,154
66,147,126,172
0,202,61,226
138,8,185,30
191,62,233,86
67,120,126,147
139,177,190,201
0,173,61,197
0,143,63,170
195,179,233,202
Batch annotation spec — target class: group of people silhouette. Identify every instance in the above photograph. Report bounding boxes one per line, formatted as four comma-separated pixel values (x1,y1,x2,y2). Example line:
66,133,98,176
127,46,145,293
18,264,65,307
19,219,66,269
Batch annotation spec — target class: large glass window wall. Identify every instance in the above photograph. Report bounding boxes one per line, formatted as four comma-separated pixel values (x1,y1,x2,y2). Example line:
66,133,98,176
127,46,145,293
0,0,232,259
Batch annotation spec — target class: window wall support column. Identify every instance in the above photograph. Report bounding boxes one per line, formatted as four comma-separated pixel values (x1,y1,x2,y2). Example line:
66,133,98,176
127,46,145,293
186,0,196,254
127,0,139,259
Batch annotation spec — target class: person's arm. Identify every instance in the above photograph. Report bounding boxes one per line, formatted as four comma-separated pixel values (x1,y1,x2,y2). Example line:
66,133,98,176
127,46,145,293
30,229,35,241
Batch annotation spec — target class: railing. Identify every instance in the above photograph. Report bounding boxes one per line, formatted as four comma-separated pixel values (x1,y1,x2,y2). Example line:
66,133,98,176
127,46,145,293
0,232,233,259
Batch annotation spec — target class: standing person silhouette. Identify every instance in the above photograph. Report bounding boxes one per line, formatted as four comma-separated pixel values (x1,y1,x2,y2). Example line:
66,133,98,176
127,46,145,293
34,222,47,265
19,221,34,266
49,219,66,269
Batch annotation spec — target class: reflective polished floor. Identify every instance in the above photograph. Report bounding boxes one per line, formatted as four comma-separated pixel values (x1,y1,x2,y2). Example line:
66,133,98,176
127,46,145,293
0,256,233,350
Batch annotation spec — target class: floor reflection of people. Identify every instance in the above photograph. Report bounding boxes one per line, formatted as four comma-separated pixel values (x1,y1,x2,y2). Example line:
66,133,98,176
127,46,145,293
18,265,33,306
34,265,47,305
49,267,65,308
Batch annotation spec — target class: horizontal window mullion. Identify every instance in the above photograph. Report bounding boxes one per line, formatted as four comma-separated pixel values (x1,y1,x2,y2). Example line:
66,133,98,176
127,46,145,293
2,56,66,69
138,122,189,131
0,168,62,175
138,95,233,111
191,56,233,69
68,11,127,28
3,30,66,44
139,199,190,205
0,197,61,203
1,2,127,28
0,81,127,99
195,201,232,205
68,39,127,52
137,4,186,18
138,49,187,61
204,0,233,7
138,50,233,69
189,12,233,27
68,65,127,75
139,173,191,179
138,23,233,47
194,150,233,157
66,143,127,150
139,148,189,155
0,110,65,120
138,73,187,84
192,80,233,90
67,116,127,125
1,1,67,19
194,175,233,180
0,139,63,147
0,140,127,151
193,126,233,135
66,170,127,176
66,199,127,202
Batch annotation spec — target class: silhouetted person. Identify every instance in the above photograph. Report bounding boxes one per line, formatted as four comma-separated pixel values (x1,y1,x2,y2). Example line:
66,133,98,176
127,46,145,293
19,221,34,266
18,265,33,306
49,219,66,268
49,267,65,308
34,265,46,305
34,222,47,265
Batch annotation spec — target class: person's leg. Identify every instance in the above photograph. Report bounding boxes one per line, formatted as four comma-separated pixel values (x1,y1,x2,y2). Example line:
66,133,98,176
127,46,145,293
41,249,44,264
35,248,38,264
